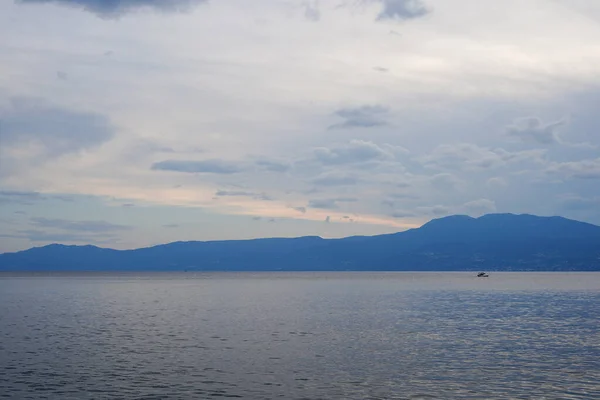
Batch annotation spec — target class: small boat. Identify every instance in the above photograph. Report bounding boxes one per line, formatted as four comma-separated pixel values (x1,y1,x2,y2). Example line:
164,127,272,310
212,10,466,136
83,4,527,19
477,272,489,277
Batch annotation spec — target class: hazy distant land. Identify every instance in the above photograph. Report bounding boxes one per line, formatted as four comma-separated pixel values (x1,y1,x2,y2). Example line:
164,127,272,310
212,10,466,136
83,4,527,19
1,213,599,272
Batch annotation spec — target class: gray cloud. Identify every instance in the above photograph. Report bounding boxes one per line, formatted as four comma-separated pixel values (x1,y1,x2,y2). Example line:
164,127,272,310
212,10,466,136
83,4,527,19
131,140,176,155
302,0,320,21
308,199,339,209
375,0,429,21
506,117,595,148
388,192,419,200
0,191,73,206
308,197,357,210
391,211,415,218
215,190,255,197
0,217,17,225
126,141,205,165
462,198,497,216
255,159,291,172
30,217,132,232
0,190,44,205
312,172,359,186
162,223,179,228
53,195,75,202
293,206,307,214
381,199,395,208
416,205,450,216
329,105,389,129
17,0,207,18
382,191,419,209
313,140,404,166
546,158,600,180
1,230,116,243
430,173,463,191
486,177,508,188
422,143,546,170
559,195,600,211
373,66,389,72
1,97,113,157
254,193,275,201
507,117,565,145
215,190,274,201
152,159,244,174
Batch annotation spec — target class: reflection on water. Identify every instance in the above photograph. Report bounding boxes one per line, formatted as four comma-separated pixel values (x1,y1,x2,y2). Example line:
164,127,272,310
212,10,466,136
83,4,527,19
1,272,599,399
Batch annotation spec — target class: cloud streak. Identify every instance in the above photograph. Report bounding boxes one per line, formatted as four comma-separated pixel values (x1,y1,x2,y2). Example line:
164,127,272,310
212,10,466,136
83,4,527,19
16,0,207,18
0,191,73,205
151,159,244,174
308,197,358,210
546,158,600,180
0,191,45,205
30,217,132,232
312,173,359,186
255,159,291,173
1,230,116,243
329,106,390,129
421,143,547,170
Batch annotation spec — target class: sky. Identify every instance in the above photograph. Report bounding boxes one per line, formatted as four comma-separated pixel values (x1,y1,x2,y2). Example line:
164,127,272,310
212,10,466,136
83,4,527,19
1,0,600,252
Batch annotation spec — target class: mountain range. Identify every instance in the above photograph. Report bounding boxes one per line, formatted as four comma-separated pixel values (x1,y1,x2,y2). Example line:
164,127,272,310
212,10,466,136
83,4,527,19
1,213,600,271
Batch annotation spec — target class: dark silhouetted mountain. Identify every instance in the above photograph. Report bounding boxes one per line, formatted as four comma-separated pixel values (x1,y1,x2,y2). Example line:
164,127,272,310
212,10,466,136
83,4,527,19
1,214,599,271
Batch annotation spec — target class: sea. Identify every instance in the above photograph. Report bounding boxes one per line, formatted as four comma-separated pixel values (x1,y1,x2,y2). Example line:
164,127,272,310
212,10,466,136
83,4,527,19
0,272,599,400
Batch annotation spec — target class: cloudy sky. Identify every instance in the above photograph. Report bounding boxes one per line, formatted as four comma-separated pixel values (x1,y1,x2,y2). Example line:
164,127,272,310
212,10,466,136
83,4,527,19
1,0,599,251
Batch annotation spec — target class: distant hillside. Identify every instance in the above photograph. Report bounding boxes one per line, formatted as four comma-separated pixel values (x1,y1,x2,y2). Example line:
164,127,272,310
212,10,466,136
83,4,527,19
1,213,600,271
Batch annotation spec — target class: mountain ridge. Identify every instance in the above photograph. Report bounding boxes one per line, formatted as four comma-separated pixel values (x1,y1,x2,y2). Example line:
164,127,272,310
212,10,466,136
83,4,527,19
2,213,600,271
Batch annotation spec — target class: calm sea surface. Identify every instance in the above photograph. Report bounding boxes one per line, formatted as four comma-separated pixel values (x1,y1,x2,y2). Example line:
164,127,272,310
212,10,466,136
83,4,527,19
0,272,599,399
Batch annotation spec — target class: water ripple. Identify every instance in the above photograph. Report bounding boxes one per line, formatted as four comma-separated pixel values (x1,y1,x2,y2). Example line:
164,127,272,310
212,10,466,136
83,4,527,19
0,272,599,399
